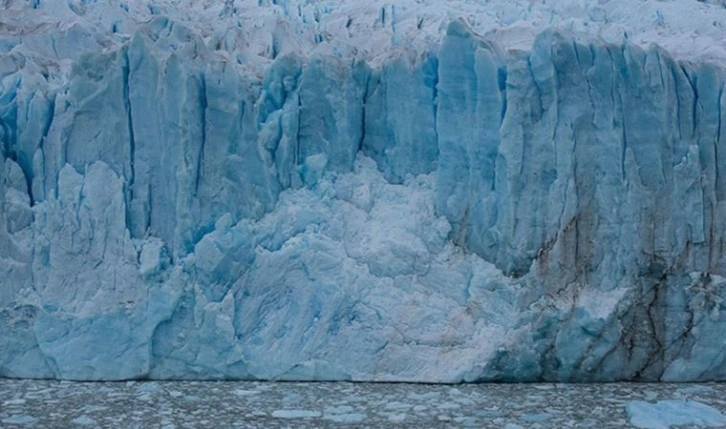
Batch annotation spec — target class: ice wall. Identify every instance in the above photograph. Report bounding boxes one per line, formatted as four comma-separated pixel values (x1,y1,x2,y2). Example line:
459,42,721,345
1,1,726,382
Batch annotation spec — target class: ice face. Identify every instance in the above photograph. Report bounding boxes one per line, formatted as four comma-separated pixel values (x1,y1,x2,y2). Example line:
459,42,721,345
1,0,725,382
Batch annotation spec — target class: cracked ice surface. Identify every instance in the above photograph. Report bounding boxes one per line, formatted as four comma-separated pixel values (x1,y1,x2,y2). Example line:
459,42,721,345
1,0,726,381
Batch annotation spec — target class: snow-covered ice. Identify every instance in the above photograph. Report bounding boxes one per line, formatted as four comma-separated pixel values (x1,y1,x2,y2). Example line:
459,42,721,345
1,0,726,382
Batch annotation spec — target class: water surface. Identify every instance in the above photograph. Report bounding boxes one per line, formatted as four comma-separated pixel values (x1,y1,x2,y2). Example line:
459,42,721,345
1,380,725,428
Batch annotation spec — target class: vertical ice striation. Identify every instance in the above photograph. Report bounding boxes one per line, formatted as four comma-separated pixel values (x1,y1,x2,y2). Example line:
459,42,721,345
1,0,725,382
362,52,439,183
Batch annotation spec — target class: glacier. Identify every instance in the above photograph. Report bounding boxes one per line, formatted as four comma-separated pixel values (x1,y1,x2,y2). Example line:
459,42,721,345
1,0,726,382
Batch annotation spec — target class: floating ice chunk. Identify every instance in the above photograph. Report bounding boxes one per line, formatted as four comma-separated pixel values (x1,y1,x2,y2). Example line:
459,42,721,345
626,400,726,429
323,413,367,423
272,410,322,419
1,415,37,425
71,415,97,426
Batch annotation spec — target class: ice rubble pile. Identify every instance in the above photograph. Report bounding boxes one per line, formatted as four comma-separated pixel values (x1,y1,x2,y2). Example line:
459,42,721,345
1,0,726,381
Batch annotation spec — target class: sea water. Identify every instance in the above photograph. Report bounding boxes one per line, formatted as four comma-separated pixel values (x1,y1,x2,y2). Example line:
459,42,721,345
1,380,725,428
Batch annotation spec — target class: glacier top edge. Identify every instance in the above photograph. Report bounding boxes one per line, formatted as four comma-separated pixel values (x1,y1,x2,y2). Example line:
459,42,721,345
2,0,726,70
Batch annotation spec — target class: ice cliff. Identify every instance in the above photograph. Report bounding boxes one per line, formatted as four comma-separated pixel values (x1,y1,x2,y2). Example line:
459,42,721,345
1,0,726,382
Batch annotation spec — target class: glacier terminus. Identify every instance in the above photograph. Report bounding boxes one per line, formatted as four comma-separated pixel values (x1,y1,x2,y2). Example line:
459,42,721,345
1,0,726,382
